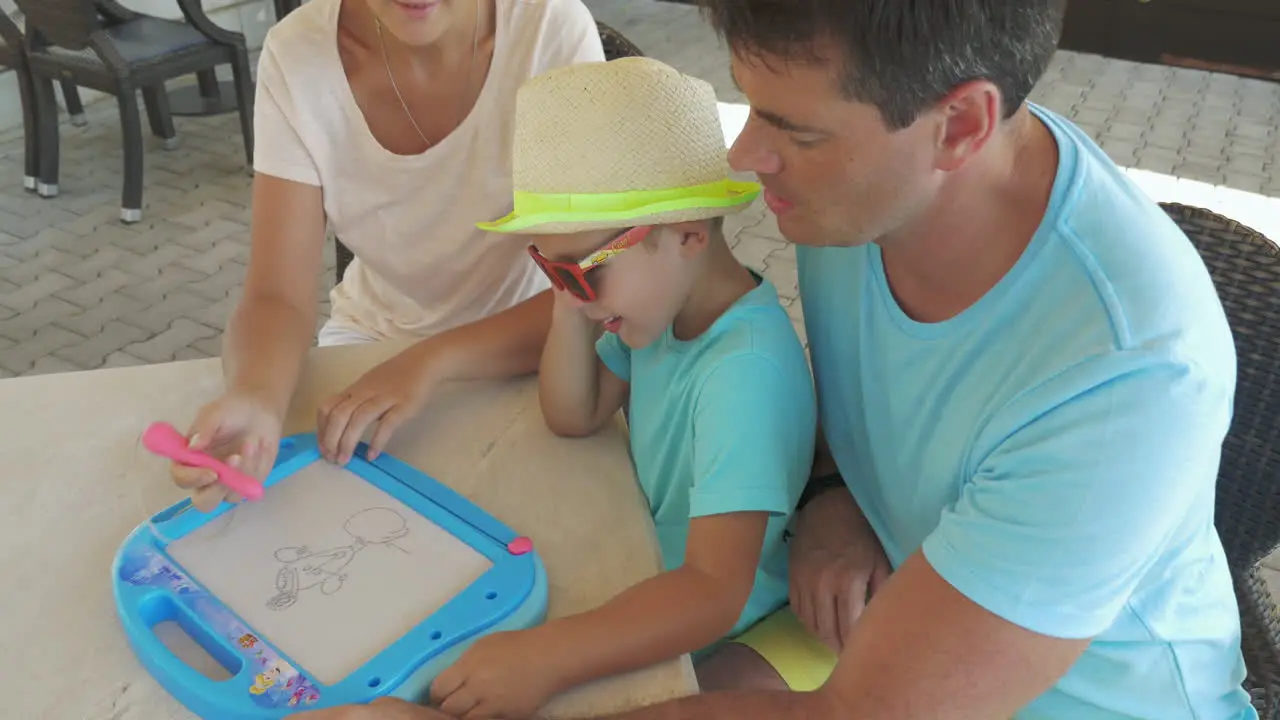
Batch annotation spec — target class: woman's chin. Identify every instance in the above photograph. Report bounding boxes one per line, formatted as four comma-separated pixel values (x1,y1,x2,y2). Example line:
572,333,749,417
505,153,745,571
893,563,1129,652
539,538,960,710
389,0,442,21
375,0,449,44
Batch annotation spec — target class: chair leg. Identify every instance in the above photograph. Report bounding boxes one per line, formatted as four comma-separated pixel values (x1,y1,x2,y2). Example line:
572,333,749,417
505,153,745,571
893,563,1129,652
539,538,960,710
230,52,255,168
31,74,61,199
142,84,179,150
195,68,220,98
16,68,39,192
60,81,88,127
118,88,145,223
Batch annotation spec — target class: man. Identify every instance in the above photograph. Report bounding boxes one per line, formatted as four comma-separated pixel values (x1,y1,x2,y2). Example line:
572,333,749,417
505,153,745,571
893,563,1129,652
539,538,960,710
301,1,1256,718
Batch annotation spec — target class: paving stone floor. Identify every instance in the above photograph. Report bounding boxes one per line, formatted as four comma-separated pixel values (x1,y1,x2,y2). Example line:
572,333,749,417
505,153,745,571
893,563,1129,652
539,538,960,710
0,0,1277,577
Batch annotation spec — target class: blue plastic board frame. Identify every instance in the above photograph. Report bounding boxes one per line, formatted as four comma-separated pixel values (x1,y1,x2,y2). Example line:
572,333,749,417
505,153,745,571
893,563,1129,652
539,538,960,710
112,432,549,718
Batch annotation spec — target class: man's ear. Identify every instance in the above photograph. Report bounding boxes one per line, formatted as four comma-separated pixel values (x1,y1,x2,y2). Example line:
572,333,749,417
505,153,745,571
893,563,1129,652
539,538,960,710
931,79,1002,173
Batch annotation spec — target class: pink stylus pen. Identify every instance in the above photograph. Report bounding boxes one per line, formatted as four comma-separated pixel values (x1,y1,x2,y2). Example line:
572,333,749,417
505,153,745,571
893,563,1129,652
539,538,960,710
141,421,265,502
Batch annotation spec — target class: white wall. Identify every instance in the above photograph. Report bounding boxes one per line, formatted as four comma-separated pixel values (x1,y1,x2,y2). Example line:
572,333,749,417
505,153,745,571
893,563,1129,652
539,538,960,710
0,0,276,136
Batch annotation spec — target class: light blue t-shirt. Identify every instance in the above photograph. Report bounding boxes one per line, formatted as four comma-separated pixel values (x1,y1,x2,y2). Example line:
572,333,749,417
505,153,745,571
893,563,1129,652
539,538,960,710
796,104,1255,719
597,275,817,641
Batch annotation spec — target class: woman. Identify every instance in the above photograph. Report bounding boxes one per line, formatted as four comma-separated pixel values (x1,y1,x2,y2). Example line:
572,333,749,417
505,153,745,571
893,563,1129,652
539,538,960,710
170,0,605,508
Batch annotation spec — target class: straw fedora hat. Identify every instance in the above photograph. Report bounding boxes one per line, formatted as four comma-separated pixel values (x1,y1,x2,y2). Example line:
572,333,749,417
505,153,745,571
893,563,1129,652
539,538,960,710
478,56,761,235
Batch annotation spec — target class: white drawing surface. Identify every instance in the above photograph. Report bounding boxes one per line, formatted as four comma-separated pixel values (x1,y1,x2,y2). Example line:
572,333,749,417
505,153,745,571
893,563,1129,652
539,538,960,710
167,459,494,685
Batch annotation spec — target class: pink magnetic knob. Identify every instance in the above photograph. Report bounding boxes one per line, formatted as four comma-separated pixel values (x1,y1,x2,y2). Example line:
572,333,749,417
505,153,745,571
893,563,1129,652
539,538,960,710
507,537,533,555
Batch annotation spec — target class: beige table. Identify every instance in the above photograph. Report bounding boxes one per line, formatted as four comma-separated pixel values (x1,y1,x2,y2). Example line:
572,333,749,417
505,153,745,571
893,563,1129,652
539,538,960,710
0,339,696,719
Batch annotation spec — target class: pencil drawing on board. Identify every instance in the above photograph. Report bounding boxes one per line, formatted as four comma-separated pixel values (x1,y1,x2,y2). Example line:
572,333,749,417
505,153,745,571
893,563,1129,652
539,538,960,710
266,507,411,611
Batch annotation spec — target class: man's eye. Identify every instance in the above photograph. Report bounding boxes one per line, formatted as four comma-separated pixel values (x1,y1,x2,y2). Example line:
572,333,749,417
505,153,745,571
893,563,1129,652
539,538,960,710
791,134,823,148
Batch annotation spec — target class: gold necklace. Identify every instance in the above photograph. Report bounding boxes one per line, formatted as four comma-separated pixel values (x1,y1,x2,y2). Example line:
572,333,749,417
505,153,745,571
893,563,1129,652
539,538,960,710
374,5,480,148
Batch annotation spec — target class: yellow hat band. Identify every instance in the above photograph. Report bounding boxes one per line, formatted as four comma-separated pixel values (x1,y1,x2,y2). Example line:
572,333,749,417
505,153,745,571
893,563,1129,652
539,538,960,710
477,178,761,234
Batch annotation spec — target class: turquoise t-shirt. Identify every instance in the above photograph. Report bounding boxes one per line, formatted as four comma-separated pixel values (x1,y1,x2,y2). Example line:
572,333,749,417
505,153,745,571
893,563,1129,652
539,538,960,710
597,275,816,641
796,104,1256,718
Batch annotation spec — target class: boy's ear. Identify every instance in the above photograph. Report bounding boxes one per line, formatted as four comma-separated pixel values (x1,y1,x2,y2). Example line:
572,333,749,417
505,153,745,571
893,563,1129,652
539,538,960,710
664,220,712,258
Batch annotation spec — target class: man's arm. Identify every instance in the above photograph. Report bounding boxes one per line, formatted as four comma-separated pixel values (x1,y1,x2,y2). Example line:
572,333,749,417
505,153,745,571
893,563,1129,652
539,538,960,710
297,560,1084,720
601,352,1234,718
792,426,844,506
598,552,1089,720
785,422,892,652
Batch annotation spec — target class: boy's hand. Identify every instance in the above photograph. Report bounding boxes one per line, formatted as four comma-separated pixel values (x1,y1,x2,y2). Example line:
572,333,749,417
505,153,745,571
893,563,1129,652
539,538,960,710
315,342,442,465
550,287,595,329
292,697,453,719
429,628,563,719
539,286,624,438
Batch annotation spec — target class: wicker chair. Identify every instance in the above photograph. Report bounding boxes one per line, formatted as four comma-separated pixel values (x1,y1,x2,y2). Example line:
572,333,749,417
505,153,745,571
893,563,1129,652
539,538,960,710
597,19,644,61
0,3,87,192
332,20,645,285
1161,202,1280,718
17,0,254,223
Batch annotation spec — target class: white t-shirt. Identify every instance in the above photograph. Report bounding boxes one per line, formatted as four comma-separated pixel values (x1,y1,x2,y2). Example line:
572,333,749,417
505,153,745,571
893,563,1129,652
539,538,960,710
252,0,606,340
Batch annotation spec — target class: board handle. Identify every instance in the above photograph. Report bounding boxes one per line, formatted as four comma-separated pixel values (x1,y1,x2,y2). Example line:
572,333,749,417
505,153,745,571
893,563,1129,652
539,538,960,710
120,591,254,694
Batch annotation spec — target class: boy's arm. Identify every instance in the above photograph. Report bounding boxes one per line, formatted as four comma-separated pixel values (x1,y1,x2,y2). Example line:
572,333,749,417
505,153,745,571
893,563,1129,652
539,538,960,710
544,347,817,684
559,350,811,665
537,511,770,689
430,350,815,717
538,292,629,437
426,514,772,717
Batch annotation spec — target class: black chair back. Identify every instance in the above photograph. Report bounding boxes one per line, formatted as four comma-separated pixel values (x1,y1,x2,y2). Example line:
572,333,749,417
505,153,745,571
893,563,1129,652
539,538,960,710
1161,202,1280,716
13,0,99,51
0,5,23,54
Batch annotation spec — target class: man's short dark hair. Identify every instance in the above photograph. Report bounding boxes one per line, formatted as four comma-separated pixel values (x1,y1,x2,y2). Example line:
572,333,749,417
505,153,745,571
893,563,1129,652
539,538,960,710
699,0,1066,130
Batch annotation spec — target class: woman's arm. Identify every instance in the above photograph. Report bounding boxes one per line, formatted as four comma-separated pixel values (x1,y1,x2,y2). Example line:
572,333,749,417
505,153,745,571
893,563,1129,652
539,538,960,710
223,172,328,422
537,292,629,437
314,286,565,464
411,287,554,388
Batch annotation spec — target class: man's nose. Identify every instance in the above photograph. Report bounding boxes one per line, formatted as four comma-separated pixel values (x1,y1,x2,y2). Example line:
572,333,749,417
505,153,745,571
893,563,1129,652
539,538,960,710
727,121,783,176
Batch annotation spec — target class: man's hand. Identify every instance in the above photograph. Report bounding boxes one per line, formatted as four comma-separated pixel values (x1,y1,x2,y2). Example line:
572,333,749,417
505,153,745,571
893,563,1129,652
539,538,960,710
429,628,563,719
292,697,453,720
788,488,891,652
315,342,443,464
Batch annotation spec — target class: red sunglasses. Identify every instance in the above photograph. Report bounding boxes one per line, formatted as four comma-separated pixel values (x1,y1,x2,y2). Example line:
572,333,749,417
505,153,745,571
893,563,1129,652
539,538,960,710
527,226,652,302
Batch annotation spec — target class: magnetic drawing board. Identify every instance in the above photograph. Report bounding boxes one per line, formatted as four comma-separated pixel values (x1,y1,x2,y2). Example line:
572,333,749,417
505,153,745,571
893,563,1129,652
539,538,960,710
113,432,549,718
167,459,494,685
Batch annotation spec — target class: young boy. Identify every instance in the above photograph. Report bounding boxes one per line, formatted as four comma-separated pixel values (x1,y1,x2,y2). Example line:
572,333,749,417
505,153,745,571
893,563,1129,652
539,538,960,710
427,57,817,719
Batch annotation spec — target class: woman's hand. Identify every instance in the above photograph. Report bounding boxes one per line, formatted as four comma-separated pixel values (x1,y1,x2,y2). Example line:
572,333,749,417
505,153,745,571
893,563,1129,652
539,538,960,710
315,343,442,465
788,488,892,653
429,628,563,720
169,391,283,511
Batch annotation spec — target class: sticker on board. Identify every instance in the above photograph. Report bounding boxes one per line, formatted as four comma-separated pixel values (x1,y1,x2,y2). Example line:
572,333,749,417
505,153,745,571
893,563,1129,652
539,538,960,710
113,432,548,718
